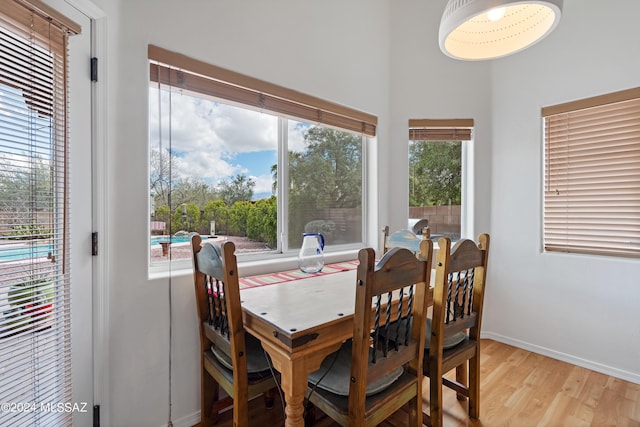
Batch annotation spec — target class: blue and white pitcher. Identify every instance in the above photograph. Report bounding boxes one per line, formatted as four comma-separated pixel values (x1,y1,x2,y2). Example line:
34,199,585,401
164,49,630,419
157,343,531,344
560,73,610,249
298,233,325,273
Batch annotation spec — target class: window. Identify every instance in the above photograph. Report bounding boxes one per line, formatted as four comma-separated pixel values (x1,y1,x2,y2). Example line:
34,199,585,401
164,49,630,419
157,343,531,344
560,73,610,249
543,88,640,258
408,119,474,242
0,1,80,425
148,46,374,266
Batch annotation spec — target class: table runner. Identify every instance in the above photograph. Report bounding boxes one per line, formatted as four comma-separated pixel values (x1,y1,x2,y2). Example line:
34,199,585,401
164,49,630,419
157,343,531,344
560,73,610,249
239,260,359,289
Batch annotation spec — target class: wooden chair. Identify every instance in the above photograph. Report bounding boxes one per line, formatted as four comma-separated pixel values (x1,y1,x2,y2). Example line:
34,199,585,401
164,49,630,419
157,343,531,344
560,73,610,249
190,235,277,426
381,226,431,261
411,218,430,237
306,244,433,426
423,234,490,427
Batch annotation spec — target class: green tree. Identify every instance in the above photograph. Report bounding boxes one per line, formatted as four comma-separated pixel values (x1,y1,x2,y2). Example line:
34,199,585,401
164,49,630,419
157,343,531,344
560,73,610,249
270,163,277,193
0,156,53,238
150,148,178,209
203,199,229,235
172,177,216,209
286,126,361,246
409,140,461,206
289,127,361,208
218,174,255,206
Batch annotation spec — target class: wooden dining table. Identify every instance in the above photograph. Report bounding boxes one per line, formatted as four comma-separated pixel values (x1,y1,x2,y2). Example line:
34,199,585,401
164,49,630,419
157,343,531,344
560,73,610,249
240,265,434,427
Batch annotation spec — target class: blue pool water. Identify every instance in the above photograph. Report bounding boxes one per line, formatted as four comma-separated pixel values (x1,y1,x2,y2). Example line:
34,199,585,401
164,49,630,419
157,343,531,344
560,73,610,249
150,236,208,246
0,245,52,262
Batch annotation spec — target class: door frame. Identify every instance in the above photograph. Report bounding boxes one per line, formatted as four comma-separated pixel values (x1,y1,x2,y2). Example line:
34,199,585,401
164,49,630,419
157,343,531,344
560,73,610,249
49,0,109,425
85,3,109,426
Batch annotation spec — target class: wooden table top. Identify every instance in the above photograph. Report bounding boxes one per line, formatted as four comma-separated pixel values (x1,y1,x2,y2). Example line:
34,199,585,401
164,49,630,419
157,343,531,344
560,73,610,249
241,267,435,350
241,269,358,348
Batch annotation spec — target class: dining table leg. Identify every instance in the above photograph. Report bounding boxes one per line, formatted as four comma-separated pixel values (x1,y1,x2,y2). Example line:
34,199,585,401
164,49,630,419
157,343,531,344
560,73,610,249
259,340,342,427
281,365,307,427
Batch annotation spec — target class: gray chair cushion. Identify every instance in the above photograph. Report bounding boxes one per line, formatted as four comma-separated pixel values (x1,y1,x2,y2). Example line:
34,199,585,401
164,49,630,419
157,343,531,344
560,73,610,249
210,332,271,374
426,317,466,349
199,241,271,374
383,317,467,350
308,340,404,396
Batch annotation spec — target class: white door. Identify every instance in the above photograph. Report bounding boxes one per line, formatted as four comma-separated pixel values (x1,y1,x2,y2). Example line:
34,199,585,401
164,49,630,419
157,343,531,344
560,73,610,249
0,0,94,425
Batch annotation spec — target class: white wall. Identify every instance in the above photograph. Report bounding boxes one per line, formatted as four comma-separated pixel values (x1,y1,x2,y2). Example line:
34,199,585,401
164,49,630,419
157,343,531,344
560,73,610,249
90,0,639,425
93,0,390,425
388,0,492,235
484,0,640,382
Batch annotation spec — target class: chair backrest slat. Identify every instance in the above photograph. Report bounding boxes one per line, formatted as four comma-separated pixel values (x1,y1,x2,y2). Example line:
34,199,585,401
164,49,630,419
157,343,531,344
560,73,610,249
432,234,490,347
197,242,233,341
425,233,490,426
349,244,433,418
191,235,249,386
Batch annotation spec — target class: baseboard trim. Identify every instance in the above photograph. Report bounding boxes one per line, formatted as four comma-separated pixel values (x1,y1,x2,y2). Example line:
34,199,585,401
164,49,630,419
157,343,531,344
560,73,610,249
481,331,640,385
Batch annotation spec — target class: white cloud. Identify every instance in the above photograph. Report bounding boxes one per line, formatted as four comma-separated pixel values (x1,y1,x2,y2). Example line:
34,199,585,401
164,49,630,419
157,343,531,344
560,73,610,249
252,173,274,196
288,120,309,152
149,88,278,183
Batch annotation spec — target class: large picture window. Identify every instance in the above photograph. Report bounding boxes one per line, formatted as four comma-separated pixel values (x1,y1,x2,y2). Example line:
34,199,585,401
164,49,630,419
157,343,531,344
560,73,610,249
148,46,372,266
542,87,640,258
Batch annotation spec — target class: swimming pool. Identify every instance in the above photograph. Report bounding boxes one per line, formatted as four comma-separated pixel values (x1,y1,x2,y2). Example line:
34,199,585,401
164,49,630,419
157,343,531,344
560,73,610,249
0,245,52,262
150,235,208,246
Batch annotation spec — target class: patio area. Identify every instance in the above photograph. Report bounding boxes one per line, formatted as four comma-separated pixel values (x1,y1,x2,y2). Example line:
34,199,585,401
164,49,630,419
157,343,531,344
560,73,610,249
150,235,272,263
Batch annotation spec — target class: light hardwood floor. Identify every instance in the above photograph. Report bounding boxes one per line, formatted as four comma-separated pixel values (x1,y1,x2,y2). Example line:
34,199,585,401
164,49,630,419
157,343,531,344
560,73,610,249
202,339,640,426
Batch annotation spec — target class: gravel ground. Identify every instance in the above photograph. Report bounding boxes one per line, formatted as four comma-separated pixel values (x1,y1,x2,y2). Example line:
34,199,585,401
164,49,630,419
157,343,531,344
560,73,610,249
150,235,272,263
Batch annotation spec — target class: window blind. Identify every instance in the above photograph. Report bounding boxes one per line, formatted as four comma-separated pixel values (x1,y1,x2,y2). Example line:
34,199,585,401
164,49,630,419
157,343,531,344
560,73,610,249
0,1,79,425
543,88,640,258
408,118,474,141
148,45,377,137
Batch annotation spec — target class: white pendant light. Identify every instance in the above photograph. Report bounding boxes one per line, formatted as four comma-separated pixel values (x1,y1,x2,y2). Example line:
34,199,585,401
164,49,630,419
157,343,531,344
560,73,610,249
439,0,563,60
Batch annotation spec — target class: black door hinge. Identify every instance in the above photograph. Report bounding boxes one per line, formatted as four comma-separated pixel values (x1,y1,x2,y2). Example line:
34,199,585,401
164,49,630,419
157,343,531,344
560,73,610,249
91,57,98,82
93,404,100,427
92,232,98,256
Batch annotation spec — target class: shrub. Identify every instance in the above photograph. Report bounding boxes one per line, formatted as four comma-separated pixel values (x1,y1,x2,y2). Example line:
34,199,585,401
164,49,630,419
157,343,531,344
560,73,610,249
247,196,277,248
4,276,54,333
202,200,229,235
303,220,336,239
229,201,252,237
7,224,52,240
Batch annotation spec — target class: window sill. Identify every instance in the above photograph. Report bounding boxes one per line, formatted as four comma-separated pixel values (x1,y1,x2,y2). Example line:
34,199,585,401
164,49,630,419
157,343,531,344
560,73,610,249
148,248,361,281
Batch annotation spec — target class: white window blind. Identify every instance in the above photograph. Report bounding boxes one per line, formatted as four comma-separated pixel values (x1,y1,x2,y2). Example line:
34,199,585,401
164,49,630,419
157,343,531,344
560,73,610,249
543,88,640,258
0,1,79,425
408,118,474,141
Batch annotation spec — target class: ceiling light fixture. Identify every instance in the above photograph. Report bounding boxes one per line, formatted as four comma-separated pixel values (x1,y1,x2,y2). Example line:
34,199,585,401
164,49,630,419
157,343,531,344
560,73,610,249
439,0,563,61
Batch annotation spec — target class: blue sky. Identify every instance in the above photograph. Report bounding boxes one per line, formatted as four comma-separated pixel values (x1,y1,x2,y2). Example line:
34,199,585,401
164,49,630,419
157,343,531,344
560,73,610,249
0,85,52,166
233,150,277,199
